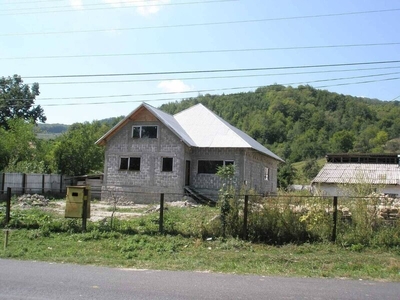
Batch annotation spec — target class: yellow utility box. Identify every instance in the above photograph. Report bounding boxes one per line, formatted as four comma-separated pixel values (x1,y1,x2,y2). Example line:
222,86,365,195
65,186,91,218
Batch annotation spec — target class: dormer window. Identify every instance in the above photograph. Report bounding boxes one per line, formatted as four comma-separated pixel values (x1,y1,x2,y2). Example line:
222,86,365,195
132,125,158,138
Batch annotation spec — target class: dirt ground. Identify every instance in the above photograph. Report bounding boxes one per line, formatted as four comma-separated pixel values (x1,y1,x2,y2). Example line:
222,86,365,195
49,201,151,222
14,194,198,222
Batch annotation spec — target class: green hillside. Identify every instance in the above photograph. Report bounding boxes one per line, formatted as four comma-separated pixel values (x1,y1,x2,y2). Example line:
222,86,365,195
160,84,400,163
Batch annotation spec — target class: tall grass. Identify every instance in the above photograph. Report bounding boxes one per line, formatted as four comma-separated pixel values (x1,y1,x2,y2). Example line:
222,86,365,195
1,193,399,249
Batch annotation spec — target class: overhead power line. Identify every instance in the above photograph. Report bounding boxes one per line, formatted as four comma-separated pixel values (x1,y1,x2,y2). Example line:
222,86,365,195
3,0,63,4
2,7,400,36
37,75,400,107
22,59,400,79
3,42,400,61
28,71,400,101
0,0,236,15
29,66,400,86
6,72,400,104
315,77,400,88
6,74,400,108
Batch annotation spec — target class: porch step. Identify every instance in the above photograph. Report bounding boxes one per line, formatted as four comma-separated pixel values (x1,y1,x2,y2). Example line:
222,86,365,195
184,187,217,207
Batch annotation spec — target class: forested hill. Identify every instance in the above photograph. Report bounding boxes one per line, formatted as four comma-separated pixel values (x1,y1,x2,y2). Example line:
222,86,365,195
160,85,400,163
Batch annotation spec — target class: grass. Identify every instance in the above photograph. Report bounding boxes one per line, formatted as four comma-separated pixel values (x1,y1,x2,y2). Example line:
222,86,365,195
1,201,399,282
1,230,399,281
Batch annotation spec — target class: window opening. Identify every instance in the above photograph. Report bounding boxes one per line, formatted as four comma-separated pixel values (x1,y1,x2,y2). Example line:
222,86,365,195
162,157,173,172
120,157,141,171
198,160,234,174
132,125,158,138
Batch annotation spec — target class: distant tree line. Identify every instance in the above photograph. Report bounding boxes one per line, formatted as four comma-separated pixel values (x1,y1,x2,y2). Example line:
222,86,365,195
161,84,400,161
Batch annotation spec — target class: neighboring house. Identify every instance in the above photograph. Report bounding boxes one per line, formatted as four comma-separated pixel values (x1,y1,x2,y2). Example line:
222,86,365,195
96,103,284,203
311,153,400,197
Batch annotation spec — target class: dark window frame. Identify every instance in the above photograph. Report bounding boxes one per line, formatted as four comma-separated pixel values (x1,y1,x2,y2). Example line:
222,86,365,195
197,160,234,174
162,157,173,172
132,125,158,139
120,157,141,171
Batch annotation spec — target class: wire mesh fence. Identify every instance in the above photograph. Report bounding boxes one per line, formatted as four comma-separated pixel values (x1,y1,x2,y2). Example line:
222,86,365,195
1,187,399,246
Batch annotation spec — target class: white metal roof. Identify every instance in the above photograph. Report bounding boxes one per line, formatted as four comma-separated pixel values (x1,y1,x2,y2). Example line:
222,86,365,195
174,104,284,162
312,163,400,185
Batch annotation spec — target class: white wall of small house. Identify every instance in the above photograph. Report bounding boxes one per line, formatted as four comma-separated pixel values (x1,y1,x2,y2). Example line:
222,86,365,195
312,183,400,197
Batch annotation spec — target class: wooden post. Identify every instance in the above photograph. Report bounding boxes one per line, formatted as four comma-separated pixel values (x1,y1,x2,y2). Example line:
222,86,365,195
159,193,164,233
42,174,45,195
5,187,11,226
4,230,9,250
243,195,249,240
60,175,63,194
1,173,4,195
82,188,88,232
331,196,338,242
82,199,87,232
22,173,27,195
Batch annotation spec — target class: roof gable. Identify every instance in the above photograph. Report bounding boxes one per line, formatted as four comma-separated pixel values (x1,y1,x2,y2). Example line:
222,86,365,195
96,103,195,146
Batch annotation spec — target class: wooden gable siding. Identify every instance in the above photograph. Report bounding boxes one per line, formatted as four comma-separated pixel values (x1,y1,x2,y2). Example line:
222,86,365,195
130,106,158,122
97,106,159,145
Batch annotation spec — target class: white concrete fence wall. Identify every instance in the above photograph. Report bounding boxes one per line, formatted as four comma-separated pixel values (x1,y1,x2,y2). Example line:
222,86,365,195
0,173,65,196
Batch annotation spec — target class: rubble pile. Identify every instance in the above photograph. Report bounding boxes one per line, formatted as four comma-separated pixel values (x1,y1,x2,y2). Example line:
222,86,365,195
17,194,50,207
377,197,400,221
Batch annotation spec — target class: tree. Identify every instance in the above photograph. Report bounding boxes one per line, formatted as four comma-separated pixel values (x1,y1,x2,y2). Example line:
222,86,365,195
278,162,296,190
329,130,355,153
0,119,39,171
53,121,107,176
302,159,321,180
0,75,46,130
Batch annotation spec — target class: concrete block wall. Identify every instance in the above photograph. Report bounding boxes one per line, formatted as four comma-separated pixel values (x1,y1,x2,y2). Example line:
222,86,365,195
102,120,186,203
243,150,278,195
190,148,244,191
190,148,278,195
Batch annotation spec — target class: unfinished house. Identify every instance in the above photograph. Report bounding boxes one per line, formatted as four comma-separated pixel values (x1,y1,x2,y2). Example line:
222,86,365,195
311,153,400,197
95,103,284,204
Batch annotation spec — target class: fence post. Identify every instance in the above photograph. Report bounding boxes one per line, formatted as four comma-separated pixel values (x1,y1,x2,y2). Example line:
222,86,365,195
331,196,338,242
1,173,4,195
243,195,249,240
42,174,45,195
5,187,11,226
22,173,27,194
82,199,87,232
159,193,164,233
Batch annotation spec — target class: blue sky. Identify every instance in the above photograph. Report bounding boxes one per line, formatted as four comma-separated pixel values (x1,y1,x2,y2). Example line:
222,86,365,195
1,0,400,124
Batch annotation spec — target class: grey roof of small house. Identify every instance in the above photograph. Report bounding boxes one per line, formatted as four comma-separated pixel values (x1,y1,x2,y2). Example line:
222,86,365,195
312,163,400,185
97,103,284,162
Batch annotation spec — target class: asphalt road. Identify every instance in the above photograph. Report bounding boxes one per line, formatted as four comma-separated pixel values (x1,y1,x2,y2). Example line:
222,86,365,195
0,259,399,299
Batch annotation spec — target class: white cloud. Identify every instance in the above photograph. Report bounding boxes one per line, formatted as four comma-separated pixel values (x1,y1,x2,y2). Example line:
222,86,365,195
157,80,192,93
69,0,83,10
103,0,170,16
